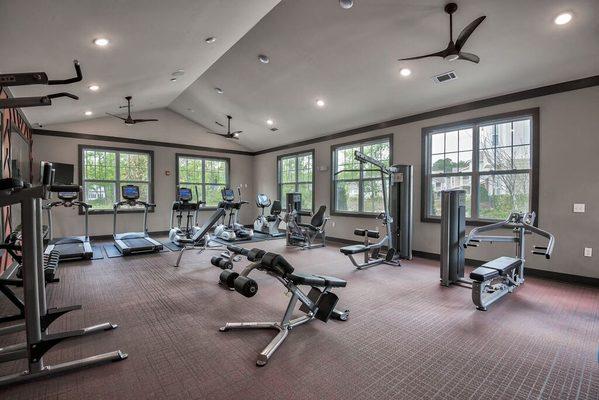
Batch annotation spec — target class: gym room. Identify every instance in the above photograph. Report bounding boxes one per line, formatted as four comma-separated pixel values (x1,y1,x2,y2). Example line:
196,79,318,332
0,0,597,398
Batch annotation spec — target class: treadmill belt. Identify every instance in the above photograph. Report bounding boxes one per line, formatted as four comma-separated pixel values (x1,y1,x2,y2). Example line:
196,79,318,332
103,244,170,258
122,238,156,248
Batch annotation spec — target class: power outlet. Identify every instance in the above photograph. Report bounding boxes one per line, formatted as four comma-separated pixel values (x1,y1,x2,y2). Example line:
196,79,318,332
573,203,586,213
584,248,592,257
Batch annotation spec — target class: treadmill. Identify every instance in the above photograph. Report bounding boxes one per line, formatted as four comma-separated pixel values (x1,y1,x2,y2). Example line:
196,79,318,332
44,187,93,260
113,185,163,255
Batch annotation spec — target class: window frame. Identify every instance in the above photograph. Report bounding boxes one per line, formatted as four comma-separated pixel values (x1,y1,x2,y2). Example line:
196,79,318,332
175,153,230,210
421,108,540,226
78,144,155,215
276,149,315,215
330,134,394,218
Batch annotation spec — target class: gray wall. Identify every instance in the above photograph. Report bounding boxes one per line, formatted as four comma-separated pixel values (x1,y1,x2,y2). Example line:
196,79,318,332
253,86,599,279
35,108,257,239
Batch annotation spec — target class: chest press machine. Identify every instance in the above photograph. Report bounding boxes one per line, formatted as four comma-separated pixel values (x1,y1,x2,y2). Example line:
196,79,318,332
440,189,555,311
338,151,413,269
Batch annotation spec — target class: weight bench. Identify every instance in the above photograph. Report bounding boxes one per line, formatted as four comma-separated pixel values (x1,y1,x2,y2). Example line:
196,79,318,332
469,256,523,311
340,228,399,269
220,245,349,366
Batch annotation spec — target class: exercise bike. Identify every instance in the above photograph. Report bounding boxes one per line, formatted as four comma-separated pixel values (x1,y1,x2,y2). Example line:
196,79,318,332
213,187,254,242
168,187,205,246
253,194,285,237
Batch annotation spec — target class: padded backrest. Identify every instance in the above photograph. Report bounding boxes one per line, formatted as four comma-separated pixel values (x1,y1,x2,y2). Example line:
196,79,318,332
270,200,282,215
191,208,226,241
311,205,326,227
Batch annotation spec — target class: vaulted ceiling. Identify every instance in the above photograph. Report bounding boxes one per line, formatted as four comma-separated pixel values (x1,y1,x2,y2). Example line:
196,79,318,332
3,0,599,151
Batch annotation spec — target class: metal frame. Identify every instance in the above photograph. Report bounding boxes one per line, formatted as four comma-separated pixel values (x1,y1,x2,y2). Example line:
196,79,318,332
330,134,393,217
0,166,126,386
276,149,315,215
78,144,155,214
421,108,540,226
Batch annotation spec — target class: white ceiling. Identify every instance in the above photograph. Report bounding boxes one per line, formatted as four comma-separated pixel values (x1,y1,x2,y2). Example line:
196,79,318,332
171,0,599,150
2,0,599,152
0,0,280,126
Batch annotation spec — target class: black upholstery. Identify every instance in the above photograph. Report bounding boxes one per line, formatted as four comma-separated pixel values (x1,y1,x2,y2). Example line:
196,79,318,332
470,266,500,281
339,244,368,255
484,256,522,275
310,205,326,227
288,272,347,288
354,229,380,239
0,178,23,191
270,200,282,216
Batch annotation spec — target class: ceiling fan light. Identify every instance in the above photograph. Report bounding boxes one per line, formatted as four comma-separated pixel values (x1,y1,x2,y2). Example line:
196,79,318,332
554,12,572,25
339,0,353,9
444,54,459,61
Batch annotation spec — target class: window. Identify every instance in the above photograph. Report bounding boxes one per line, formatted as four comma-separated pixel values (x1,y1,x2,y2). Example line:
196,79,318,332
277,151,314,212
80,146,153,212
176,154,229,207
423,109,538,223
332,136,391,215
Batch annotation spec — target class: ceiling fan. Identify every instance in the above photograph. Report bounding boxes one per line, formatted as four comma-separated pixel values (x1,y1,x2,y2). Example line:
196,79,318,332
106,96,158,125
207,115,243,140
399,3,486,64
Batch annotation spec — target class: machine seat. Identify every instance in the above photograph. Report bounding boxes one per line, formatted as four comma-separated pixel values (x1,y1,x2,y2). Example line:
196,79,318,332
469,267,500,282
298,223,319,232
288,272,347,288
340,244,369,255
266,215,278,222
483,256,522,275
353,229,380,239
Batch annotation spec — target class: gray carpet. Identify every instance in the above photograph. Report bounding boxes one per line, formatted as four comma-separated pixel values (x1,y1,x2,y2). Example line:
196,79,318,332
0,240,597,400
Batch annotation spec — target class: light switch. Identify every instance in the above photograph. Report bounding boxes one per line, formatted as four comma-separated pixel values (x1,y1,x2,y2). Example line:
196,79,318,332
573,203,586,213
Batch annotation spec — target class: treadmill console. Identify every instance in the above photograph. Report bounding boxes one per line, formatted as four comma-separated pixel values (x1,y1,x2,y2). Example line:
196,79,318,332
122,185,140,201
221,188,235,202
58,192,78,201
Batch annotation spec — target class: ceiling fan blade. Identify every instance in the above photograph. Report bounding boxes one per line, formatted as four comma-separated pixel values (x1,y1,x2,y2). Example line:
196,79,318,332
230,130,243,135
457,52,480,63
455,16,486,51
398,49,447,61
229,136,240,140
206,131,227,137
132,119,159,123
106,112,126,121
215,121,224,127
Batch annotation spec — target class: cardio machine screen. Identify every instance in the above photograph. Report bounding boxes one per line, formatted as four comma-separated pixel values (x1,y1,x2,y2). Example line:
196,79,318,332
221,188,235,201
122,185,140,200
178,187,192,201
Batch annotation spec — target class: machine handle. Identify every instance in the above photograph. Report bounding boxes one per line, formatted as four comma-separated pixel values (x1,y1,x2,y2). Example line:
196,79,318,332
48,60,83,85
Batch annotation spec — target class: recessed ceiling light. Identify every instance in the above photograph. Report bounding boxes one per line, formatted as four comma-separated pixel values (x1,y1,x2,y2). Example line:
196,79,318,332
399,68,412,77
172,69,185,76
85,111,93,116
205,37,216,44
339,0,353,9
266,119,274,126
88,84,100,91
316,99,325,107
554,12,572,25
215,87,223,94
258,54,270,64
93,38,109,47
170,78,177,82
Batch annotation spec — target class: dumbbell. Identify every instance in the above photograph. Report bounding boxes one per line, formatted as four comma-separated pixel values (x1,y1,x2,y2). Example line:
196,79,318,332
211,256,233,270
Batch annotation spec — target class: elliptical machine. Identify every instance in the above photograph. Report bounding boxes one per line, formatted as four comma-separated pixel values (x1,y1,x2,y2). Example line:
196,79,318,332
43,187,93,261
253,194,284,237
213,187,254,242
168,187,205,246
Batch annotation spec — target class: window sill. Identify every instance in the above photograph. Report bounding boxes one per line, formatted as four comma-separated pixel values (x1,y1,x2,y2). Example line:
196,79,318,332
421,216,518,227
79,209,156,216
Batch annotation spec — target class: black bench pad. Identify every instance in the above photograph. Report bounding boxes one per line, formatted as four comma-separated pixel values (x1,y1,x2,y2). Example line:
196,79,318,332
288,272,347,288
340,244,368,255
484,256,522,275
470,266,499,281
354,229,380,239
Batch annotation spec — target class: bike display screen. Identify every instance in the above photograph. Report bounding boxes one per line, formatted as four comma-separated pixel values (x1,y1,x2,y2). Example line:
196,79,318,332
178,187,192,201
221,188,235,201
